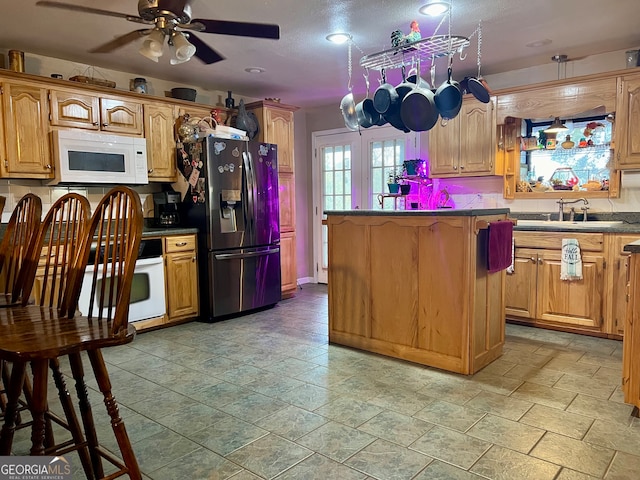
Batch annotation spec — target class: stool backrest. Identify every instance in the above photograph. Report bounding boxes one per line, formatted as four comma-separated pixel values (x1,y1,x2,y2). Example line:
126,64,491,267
63,187,143,336
0,193,42,298
18,193,91,307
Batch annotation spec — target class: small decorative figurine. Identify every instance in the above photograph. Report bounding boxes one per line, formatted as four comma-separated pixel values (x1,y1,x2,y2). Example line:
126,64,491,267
391,20,421,48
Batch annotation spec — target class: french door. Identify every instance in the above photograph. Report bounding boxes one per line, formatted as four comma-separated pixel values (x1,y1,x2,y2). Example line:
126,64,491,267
312,126,419,283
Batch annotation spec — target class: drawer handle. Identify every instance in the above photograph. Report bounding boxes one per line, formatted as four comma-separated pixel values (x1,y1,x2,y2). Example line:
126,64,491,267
175,241,188,247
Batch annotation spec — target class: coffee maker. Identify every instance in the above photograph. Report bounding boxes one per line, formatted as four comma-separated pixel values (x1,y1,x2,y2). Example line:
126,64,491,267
153,191,182,227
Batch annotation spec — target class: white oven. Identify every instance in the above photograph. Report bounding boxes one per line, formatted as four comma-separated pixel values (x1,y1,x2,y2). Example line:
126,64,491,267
77,238,166,323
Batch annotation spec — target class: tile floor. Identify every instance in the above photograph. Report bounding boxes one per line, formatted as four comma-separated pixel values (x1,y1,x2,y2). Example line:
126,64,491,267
9,283,640,479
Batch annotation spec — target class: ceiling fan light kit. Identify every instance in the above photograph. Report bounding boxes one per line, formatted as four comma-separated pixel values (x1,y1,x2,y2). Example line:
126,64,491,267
169,31,196,64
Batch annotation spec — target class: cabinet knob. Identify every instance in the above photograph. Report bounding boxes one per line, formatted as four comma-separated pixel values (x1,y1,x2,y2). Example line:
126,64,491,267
460,165,464,170
176,241,187,247
538,258,543,265
192,256,196,262
45,164,52,169
102,123,109,127
93,122,99,126
530,257,536,263
148,168,154,173
453,166,458,170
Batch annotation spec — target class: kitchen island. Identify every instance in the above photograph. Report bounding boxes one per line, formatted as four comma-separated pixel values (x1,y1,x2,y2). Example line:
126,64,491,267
326,208,510,375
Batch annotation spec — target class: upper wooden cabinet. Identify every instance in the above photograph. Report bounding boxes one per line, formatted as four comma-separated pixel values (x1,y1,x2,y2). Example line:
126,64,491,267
428,97,498,177
144,103,177,182
0,82,53,178
247,100,298,173
50,89,143,135
615,74,640,169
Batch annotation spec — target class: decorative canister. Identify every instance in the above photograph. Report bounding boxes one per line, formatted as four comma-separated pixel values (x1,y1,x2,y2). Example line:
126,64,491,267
133,77,147,94
8,50,25,72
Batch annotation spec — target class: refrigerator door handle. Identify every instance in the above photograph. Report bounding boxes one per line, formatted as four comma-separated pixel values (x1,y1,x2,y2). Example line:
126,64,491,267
215,247,280,260
243,151,256,233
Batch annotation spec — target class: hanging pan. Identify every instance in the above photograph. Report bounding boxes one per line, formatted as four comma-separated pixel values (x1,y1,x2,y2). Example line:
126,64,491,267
356,71,383,128
464,23,491,103
400,59,439,132
434,54,462,121
373,69,398,115
339,41,359,131
383,65,412,133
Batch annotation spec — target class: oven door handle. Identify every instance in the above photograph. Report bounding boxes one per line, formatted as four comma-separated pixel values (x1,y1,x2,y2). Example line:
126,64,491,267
215,247,280,260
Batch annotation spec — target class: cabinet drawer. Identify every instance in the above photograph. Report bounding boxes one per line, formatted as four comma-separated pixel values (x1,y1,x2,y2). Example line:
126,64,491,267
164,235,196,253
514,231,604,252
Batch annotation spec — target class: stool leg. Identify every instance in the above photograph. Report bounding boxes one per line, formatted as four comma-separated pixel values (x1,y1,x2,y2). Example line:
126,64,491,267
29,359,48,455
22,368,55,448
0,361,26,455
88,349,141,480
50,358,95,480
69,352,104,480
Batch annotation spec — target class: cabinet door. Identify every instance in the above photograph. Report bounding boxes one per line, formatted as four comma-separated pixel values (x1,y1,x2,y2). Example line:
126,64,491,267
144,103,177,181
505,249,538,319
615,75,640,169
264,107,295,173
610,234,639,336
1,82,52,177
49,90,100,129
100,98,143,135
280,231,297,298
428,114,460,176
164,235,199,321
278,172,296,233
536,250,604,329
459,98,496,175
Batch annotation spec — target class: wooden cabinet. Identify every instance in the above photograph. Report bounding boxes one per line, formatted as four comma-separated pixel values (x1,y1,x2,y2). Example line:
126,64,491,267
0,82,52,178
615,74,640,169
50,89,143,135
143,103,177,181
606,234,640,337
164,234,199,322
247,100,299,298
505,231,605,333
623,248,640,410
327,212,507,375
428,97,498,177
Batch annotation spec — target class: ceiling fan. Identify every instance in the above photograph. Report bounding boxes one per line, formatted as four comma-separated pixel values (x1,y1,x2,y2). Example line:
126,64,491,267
36,0,280,65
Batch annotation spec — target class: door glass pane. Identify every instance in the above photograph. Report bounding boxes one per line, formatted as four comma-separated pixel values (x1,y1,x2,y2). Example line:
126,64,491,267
371,139,405,210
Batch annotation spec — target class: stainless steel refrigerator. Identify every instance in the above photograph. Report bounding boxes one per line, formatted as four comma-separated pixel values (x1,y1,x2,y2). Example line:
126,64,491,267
179,137,281,319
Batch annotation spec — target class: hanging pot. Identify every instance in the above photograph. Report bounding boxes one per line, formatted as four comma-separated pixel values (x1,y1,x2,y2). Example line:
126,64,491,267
373,69,398,115
382,66,412,133
400,60,439,132
434,65,462,120
340,91,359,131
356,72,383,128
464,22,491,104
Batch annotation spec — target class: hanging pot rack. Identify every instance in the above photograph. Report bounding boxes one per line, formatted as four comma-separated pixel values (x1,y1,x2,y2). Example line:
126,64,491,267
359,34,470,71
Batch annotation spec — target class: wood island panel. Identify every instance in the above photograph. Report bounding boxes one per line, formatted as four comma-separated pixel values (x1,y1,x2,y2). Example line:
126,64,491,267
327,211,508,375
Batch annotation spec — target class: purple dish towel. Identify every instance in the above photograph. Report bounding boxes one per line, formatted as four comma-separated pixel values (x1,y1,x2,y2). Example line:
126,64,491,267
487,221,514,273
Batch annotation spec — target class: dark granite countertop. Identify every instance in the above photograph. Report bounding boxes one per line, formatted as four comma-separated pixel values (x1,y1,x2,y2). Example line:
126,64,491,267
142,226,198,237
624,240,640,253
325,208,510,217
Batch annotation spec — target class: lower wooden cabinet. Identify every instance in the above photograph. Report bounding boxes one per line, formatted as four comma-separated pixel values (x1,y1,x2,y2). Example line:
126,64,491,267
135,234,199,331
607,234,639,337
623,251,640,409
505,231,605,333
280,232,297,298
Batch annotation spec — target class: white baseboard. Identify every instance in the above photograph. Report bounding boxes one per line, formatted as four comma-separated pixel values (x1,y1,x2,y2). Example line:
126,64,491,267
297,277,315,286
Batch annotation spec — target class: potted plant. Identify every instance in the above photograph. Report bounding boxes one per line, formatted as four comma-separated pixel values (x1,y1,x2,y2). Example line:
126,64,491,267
387,170,401,194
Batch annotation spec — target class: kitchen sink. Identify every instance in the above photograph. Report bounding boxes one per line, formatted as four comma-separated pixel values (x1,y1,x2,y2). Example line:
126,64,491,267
516,220,624,229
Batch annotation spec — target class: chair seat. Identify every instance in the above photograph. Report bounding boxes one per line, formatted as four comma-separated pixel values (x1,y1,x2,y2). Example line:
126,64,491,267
0,306,136,362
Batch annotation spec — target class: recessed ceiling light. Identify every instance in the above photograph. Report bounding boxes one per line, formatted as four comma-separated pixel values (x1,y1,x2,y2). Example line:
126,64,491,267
245,67,265,74
419,1,450,16
326,33,352,45
526,39,552,48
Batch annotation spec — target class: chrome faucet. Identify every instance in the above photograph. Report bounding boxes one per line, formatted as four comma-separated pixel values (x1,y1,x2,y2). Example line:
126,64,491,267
557,197,589,221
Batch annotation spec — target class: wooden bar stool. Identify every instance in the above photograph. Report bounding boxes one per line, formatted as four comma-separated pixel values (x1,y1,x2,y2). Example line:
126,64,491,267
0,187,143,480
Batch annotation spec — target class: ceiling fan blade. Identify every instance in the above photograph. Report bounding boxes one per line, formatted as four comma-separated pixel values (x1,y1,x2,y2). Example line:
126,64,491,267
89,29,151,54
187,33,225,64
191,19,280,40
35,1,149,24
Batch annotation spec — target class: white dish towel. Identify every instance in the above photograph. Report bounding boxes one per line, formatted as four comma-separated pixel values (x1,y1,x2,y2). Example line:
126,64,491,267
561,238,583,281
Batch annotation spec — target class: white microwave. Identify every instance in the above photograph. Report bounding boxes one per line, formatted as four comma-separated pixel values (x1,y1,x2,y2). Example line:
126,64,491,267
49,129,149,185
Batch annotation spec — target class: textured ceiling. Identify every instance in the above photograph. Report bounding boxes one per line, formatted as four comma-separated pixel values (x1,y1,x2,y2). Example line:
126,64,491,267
1,0,639,108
